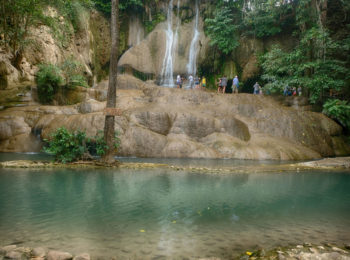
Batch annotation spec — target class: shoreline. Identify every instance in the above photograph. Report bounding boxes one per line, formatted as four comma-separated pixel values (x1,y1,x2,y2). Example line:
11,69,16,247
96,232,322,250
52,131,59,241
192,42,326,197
0,157,350,174
1,243,349,260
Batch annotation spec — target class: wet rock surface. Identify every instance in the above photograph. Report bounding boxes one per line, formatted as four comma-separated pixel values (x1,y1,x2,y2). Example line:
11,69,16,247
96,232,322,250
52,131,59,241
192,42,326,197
1,157,350,173
1,244,349,260
1,83,349,160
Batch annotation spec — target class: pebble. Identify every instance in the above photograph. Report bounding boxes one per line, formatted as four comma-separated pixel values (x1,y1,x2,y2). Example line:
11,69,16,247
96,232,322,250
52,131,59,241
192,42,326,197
31,247,46,258
309,247,318,254
277,253,285,260
5,251,23,260
47,250,73,260
73,253,90,260
332,247,348,254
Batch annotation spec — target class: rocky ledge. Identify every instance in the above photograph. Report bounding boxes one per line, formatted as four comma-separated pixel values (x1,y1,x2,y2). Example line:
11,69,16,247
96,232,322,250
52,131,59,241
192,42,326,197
1,81,350,160
1,243,349,260
1,157,350,174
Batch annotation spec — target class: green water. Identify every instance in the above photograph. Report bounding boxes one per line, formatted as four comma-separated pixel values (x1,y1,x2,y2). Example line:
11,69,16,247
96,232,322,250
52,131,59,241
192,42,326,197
0,167,350,259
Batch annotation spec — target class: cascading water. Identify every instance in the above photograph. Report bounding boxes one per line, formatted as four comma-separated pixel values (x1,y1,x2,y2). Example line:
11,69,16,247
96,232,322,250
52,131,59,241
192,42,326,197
160,0,181,87
186,0,200,81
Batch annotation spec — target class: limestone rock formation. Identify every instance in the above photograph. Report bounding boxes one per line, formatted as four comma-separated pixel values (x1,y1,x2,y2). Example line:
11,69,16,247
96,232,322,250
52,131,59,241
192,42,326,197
0,78,348,160
0,8,110,88
118,4,209,79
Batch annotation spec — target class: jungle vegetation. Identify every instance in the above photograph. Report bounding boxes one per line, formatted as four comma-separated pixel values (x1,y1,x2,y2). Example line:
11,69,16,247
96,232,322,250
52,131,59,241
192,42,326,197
0,0,349,128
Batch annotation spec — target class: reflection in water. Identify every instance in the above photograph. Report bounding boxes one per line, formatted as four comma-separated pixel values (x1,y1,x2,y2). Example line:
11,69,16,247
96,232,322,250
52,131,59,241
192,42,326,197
0,168,349,259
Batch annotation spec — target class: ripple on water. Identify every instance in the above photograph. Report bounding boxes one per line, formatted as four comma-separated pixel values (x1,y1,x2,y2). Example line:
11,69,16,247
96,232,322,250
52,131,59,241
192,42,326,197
0,169,350,258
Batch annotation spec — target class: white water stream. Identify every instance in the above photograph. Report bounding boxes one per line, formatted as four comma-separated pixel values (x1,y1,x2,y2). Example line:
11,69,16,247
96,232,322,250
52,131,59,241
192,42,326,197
160,0,200,88
186,0,200,79
160,0,181,87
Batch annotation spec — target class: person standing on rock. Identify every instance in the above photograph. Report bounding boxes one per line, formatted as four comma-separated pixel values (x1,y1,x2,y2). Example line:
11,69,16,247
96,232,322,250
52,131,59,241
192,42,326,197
188,74,194,89
217,78,223,93
253,82,260,94
201,76,206,89
195,76,200,89
176,75,181,89
232,75,239,94
298,86,302,96
221,75,228,93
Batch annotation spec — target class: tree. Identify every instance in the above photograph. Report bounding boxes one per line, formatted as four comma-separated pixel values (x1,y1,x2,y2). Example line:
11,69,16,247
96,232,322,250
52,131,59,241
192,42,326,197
205,8,239,54
260,0,349,104
102,0,119,164
0,0,46,69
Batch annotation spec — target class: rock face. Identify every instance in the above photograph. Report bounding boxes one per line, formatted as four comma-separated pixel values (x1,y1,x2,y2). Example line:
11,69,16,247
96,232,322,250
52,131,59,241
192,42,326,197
118,2,209,79
0,8,110,88
0,77,349,160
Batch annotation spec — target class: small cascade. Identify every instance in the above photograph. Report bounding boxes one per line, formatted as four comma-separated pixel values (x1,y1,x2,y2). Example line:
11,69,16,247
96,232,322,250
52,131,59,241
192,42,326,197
160,0,181,87
186,0,200,82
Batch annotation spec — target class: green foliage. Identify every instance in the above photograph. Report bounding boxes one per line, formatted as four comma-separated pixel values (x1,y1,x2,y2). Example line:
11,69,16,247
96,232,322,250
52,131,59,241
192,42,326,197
36,64,63,104
44,127,121,162
94,131,108,156
61,58,89,89
35,58,88,104
63,0,90,32
145,13,166,34
92,0,143,15
323,99,350,129
91,0,111,15
89,130,120,156
205,8,239,54
43,127,87,163
260,27,349,103
0,0,47,63
119,0,143,11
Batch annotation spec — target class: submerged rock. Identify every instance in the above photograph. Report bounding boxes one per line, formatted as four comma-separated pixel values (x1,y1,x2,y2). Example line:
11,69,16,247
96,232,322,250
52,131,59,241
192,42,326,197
31,247,46,258
72,253,90,260
47,250,73,260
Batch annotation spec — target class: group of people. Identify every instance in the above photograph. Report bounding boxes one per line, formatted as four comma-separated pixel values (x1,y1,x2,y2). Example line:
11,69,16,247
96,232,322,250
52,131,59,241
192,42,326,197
217,75,239,94
284,85,302,96
176,75,302,97
176,74,206,89
253,82,263,95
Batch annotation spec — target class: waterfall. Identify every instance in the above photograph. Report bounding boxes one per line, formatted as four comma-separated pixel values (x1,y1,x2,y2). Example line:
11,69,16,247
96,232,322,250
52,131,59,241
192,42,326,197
186,0,200,78
160,0,181,87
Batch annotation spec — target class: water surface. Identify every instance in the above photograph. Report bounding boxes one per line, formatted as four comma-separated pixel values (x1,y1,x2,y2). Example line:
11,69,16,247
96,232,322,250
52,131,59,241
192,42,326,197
0,167,349,259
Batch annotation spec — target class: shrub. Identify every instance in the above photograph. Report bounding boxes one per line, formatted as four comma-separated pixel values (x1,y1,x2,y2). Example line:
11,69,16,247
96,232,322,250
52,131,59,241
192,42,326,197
36,64,63,104
87,130,120,156
61,58,89,89
43,127,87,163
323,99,350,129
44,127,121,163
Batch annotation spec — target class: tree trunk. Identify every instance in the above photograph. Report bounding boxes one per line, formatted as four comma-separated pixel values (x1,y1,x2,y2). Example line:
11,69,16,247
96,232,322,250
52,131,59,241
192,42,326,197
102,0,119,164
1,0,7,49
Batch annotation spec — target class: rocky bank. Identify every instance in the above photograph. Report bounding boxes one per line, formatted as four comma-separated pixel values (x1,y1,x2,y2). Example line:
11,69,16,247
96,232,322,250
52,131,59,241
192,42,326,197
0,75,349,160
1,243,349,260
